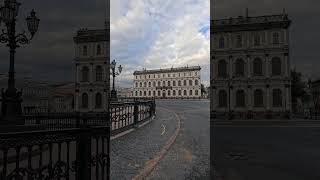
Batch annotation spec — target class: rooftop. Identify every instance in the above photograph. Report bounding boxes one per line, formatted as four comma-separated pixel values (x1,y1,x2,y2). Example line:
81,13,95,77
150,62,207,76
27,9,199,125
74,28,108,43
133,66,201,75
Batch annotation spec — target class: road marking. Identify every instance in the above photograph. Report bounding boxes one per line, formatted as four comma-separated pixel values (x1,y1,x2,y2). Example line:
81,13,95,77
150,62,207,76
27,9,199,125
161,124,166,135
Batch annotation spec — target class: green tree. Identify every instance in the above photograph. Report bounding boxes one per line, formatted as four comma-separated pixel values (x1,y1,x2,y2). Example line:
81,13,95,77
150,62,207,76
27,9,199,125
291,69,307,111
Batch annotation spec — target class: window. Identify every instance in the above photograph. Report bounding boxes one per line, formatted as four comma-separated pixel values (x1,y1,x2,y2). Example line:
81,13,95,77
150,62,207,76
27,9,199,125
273,89,282,107
236,90,245,107
272,32,280,45
158,81,161,87
272,57,281,76
218,60,227,78
168,81,171,86
189,90,193,96
179,90,182,96
82,66,89,82
195,80,199,86
189,80,193,86
135,76,137,79
253,58,263,76
158,91,161,96
97,44,101,55
153,91,156,96
135,91,138,96
168,74,171,77
140,82,142,87
173,81,176,86
82,93,88,108
218,90,227,107
173,90,176,96
144,82,147,87
144,91,146,96
219,36,225,48
254,89,264,107
235,59,245,77
83,45,88,56
173,74,176,77
149,75,150,78
149,82,151,87
153,81,156,87
168,90,171,96
236,35,242,48
184,80,187,86
136,82,138,87
254,34,260,46
95,93,102,108
184,90,187,96
178,80,181,86
195,90,199,96
148,91,151,96
140,91,142,96
95,66,103,81
163,81,165,86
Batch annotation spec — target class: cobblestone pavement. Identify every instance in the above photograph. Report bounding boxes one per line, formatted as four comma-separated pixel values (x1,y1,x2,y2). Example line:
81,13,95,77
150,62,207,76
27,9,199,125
147,100,210,180
110,105,179,180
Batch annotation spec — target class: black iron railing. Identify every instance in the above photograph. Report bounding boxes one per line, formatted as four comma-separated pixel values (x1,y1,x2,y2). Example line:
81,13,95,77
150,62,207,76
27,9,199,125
0,99,156,180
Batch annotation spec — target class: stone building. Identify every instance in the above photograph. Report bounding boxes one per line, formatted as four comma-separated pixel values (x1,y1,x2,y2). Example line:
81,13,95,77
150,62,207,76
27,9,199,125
133,66,201,99
74,26,109,112
211,10,292,119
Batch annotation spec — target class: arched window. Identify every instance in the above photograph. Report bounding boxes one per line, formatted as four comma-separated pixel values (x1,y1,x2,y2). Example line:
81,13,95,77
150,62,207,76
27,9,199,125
272,57,281,76
173,90,176,96
195,90,199,96
135,91,138,96
144,82,147,87
82,66,89,82
97,44,101,55
95,93,102,108
95,66,103,81
184,90,187,96
273,89,282,107
179,90,182,96
173,81,176,86
235,59,245,77
254,89,264,107
195,80,199,86
158,81,161,87
158,91,161,96
82,93,88,108
140,91,142,96
253,58,263,76
218,60,227,78
136,82,138,87
149,82,151,87
178,80,181,86
273,32,280,45
148,91,151,96
218,90,227,107
83,45,88,56
189,90,193,96
168,90,171,96
168,81,171,86
184,80,187,86
144,91,146,96
254,34,260,46
219,36,225,48
153,91,156,96
236,90,245,107
140,82,142,87
189,80,193,86
236,35,242,48
153,81,156,87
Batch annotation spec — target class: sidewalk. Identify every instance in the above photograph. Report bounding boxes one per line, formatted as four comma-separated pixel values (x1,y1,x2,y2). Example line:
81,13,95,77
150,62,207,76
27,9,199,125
110,107,179,179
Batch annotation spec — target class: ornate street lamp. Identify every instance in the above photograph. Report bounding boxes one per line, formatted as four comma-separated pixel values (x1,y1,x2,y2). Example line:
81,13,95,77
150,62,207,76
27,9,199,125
110,59,122,101
0,0,40,124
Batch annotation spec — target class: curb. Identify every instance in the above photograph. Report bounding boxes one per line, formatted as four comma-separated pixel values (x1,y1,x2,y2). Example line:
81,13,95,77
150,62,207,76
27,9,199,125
132,108,181,180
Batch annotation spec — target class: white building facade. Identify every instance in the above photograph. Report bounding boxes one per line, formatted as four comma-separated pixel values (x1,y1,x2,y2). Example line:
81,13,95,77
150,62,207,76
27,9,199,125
211,12,292,119
133,66,201,99
74,28,109,112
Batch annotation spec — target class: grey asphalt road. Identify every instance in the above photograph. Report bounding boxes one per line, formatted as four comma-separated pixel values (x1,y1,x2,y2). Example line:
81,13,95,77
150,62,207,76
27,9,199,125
148,100,210,180
214,125,320,180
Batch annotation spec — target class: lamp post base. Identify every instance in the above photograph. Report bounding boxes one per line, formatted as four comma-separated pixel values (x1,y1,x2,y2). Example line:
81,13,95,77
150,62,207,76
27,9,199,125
1,89,24,125
110,90,118,102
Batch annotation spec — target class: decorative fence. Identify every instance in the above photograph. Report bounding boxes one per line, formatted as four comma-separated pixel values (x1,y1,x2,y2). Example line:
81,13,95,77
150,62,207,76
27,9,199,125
0,99,156,180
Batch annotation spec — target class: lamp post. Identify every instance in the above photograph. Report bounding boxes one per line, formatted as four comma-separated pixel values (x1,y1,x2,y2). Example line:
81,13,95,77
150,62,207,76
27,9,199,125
0,0,40,124
110,59,122,101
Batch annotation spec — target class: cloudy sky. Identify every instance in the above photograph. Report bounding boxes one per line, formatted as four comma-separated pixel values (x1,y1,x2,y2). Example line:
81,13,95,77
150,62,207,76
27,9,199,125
111,0,210,88
213,0,320,80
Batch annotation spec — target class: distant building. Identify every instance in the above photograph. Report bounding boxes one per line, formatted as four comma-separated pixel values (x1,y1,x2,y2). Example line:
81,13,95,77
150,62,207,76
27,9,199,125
133,66,201,99
211,10,292,118
117,87,133,98
49,83,75,112
74,27,109,112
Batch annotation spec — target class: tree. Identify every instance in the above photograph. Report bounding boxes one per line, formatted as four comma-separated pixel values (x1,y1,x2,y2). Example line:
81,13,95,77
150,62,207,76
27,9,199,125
291,69,307,112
